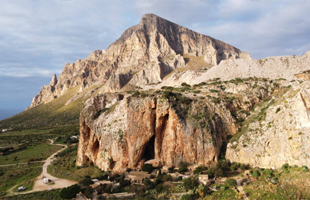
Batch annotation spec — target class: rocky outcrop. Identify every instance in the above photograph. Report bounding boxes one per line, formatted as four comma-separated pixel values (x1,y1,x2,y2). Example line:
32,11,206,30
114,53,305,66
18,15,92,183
226,81,310,169
159,51,310,88
28,14,243,109
77,79,279,171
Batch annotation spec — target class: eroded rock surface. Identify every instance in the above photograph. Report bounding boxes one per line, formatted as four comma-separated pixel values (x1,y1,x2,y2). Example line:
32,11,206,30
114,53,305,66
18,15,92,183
226,81,310,168
77,79,279,171
28,14,242,109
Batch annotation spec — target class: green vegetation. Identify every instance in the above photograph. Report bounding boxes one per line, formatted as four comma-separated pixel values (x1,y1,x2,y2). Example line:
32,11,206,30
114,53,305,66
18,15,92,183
0,189,62,200
0,85,101,130
141,163,154,174
59,184,81,199
0,163,42,195
48,146,101,182
0,143,63,165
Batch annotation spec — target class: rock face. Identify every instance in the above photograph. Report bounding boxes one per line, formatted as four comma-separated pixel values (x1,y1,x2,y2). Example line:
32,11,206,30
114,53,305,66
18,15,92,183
226,81,310,169
159,51,310,88
28,14,242,109
77,79,278,171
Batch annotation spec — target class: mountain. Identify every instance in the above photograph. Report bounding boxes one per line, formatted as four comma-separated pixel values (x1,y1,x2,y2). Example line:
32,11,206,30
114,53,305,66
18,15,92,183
4,14,310,171
27,13,244,109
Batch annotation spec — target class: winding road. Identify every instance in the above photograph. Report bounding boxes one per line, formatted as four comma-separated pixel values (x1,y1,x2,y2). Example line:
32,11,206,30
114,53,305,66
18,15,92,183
7,139,77,195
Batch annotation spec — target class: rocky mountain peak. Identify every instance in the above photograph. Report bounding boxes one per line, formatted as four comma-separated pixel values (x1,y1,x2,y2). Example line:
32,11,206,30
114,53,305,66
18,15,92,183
50,74,57,86
28,14,243,109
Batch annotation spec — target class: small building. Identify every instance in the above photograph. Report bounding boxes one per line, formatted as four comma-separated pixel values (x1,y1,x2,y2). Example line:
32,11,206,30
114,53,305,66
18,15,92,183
198,174,210,186
128,171,151,184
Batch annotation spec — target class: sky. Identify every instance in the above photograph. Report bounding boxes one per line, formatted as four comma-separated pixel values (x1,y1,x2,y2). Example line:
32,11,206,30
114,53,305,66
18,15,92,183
1,0,310,119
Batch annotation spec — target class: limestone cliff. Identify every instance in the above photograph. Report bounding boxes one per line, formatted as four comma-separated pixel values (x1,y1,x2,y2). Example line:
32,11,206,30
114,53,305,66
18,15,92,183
226,80,310,168
28,14,242,109
159,51,310,88
77,78,279,171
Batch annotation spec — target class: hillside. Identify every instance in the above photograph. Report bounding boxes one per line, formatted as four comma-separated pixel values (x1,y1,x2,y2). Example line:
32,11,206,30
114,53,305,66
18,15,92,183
0,85,101,130
2,13,310,172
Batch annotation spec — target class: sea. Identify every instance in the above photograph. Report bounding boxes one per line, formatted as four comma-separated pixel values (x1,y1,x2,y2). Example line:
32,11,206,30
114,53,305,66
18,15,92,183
0,109,23,121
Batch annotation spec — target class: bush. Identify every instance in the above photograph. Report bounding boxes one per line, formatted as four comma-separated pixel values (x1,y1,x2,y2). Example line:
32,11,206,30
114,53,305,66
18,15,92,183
157,174,172,182
264,169,273,176
178,166,187,173
59,184,81,199
193,165,206,175
183,177,198,190
178,161,189,173
214,168,225,177
104,185,112,194
143,178,155,190
81,186,94,199
225,178,237,187
252,170,260,177
282,163,290,170
120,179,131,188
181,82,191,87
302,165,309,172
206,167,216,177
79,176,94,186
181,194,194,200
142,163,154,173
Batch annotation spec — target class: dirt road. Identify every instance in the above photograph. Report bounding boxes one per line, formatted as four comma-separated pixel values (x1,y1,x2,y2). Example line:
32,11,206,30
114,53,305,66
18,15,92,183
9,140,77,195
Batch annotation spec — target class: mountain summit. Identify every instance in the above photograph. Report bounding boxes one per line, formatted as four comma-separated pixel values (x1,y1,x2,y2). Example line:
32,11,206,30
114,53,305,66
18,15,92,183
27,13,244,109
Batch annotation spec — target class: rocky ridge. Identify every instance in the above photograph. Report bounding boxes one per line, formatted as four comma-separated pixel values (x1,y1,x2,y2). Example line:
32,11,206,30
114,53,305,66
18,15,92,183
24,14,310,171
77,78,280,171
154,51,310,88
28,14,242,109
226,80,310,169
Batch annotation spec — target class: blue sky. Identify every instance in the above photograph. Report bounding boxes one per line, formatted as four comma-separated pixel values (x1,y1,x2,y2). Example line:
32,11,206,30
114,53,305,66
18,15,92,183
1,0,310,118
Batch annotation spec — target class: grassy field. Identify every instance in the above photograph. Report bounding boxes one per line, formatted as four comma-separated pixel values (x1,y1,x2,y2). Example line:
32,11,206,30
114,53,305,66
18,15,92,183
0,84,101,130
0,143,64,165
243,167,310,199
0,162,42,195
0,189,62,200
47,146,101,182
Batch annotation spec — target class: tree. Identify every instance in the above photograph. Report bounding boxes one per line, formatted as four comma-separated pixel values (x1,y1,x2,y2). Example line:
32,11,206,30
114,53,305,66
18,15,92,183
59,184,81,199
183,177,198,190
142,163,154,173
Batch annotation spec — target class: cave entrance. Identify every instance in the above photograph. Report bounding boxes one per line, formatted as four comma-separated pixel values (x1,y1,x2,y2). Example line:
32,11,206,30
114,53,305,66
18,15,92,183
142,135,155,161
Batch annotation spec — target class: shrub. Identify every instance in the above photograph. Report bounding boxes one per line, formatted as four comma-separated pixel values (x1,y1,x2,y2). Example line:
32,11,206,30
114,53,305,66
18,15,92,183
276,107,281,113
178,167,187,173
225,178,237,187
81,186,94,198
264,169,273,176
157,174,172,182
59,184,81,199
181,194,194,200
183,177,198,190
252,170,260,177
193,165,206,175
282,163,290,171
143,178,155,190
120,179,131,188
302,165,309,172
141,163,154,173
79,176,94,186
178,161,189,173
214,168,225,177
181,82,191,87
206,167,216,177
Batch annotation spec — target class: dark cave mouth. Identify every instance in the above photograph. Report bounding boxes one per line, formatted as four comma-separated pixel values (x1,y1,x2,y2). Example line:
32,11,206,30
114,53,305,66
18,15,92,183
142,135,155,161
